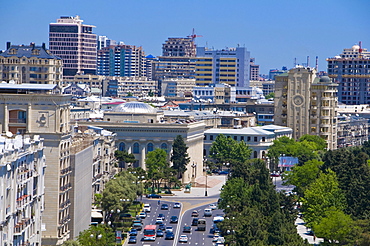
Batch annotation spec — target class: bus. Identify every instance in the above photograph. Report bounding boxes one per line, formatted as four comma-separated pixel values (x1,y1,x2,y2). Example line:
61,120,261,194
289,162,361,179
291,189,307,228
197,219,206,231
143,225,157,241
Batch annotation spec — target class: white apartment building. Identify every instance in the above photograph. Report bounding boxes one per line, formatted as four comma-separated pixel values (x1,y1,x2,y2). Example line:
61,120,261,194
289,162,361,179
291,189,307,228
0,134,45,246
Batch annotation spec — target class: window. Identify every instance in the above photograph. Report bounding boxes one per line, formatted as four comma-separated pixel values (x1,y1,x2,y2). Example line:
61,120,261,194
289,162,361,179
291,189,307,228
161,143,168,153
253,151,258,158
133,143,140,154
210,135,214,140
240,136,244,141
254,137,257,142
147,143,154,153
119,142,125,151
262,137,265,142
234,136,237,140
247,136,251,141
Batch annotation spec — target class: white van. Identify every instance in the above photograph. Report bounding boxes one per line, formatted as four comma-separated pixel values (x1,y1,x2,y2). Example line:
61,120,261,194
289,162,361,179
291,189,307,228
143,204,151,212
204,208,212,217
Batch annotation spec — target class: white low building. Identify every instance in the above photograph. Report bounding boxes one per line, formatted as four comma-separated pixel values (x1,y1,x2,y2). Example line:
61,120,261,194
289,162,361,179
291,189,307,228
0,134,45,246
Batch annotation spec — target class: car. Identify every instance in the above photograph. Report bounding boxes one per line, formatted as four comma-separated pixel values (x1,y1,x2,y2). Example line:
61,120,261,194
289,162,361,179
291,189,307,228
139,212,146,219
165,226,173,233
218,170,229,175
158,223,165,230
165,232,174,240
158,213,165,220
183,225,191,233
191,218,199,226
155,218,163,224
146,194,162,198
212,169,219,173
179,235,188,243
120,213,132,218
212,234,220,242
210,223,221,234
191,210,199,217
156,229,164,237
213,214,225,223
161,203,169,210
143,204,151,212
128,235,137,243
170,215,178,223
270,172,280,177
129,228,138,236
209,203,217,210
204,208,212,217
173,202,181,208
132,220,143,230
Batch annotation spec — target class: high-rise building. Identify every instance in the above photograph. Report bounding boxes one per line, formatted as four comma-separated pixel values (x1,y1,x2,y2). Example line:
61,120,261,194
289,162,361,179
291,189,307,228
327,44,370,105
162,37,196,57
196,47,251,87
250,58,260,81
97,36,116,50
274,66,338,149
0,42,63,85
97,44,145,77
49,16,97,78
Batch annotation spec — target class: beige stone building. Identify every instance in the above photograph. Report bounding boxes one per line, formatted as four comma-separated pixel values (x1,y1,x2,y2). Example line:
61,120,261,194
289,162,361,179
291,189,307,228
0,42,63,85
274,66,338,149
0,83,72,245
161,78,196,97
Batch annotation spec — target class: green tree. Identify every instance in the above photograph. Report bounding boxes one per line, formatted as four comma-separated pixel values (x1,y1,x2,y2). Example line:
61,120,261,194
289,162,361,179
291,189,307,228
115,150,136,169
170,135,190,179
283,159,323,197
267,136,297,170
302,169,346,228
77,225,115,246
62,241,80,246
299,135,327,151
127,92,133,97
146,148,170,193
265,92,275,99
313,209,355,245
101,171,137,213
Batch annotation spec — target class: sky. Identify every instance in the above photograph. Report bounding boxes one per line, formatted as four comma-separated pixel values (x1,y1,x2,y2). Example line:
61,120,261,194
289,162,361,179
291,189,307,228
1,0,369,74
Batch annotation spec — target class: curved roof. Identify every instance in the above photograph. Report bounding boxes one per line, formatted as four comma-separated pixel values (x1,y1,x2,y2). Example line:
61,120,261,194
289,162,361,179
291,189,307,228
319,76,331,83
113,101,157,114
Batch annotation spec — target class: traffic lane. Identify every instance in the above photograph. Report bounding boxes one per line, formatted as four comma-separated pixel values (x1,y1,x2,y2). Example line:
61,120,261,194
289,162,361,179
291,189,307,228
178,204,223,245
134,199,181,245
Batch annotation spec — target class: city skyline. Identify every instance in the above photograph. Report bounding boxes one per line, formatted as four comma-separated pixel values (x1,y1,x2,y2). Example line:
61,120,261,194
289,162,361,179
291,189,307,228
1,0,369,74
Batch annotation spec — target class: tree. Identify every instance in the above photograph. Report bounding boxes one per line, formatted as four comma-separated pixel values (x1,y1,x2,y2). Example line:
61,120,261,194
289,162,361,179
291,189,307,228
77,225,115,246
283,159,323,197
265,92,275,99
170,135,190,179
146,148,170,193
299,135,327,151
101,171,137,213
313,209,355,245
62,241,80,246
302,169,346,228
115,150,136,169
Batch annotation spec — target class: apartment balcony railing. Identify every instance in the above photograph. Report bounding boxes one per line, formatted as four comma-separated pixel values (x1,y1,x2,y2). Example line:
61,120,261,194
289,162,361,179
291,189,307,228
9,118,26,123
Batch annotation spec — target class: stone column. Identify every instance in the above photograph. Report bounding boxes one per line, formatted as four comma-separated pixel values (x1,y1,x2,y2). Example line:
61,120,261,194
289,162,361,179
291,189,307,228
140,142,146,170
27,103,31,133
3,104,8,133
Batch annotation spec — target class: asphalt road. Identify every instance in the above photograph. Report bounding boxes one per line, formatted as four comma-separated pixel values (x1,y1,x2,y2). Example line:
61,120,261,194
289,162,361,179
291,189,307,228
127,196,223,246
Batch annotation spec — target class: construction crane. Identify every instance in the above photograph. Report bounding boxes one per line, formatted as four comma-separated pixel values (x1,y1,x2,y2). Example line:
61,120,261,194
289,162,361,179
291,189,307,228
187,28,203,43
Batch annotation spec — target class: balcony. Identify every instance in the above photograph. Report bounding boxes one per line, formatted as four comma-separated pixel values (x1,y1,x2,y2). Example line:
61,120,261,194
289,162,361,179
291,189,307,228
14,218,31,235
60,183,72,193
9,118,27,123
16,195,30,209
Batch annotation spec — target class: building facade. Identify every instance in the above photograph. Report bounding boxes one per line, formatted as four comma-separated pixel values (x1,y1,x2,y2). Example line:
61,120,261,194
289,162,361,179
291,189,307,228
249,58,260,81
162,38,196,57
0,83,73,245
274,67,338,149
196,47,251,87
0,134,45,246
161,78,196,97
0,42,63,85
97,44,145,77
327,44,370,105
337,114,369,148
49,16,97,78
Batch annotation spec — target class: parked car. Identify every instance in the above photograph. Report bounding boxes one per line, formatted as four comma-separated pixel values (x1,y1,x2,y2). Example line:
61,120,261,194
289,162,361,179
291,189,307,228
129,228,137,236
170,215,178,223
165,232,174,240
128,235,137,243
161,203,169,210
146,194,162,198
156,229,164,237
173,202,181,208
179,235,188,243
210,223,221,234
191,210,199,217
132,220,143,230
213,214,225,223
191,218,199,226
270,172,280,177
139,212,146,219
183,225,191,233
218,170,229,175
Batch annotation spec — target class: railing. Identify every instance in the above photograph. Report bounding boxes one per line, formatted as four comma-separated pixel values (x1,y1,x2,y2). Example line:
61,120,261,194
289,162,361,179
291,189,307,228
9,118,27,123
14,218,31,235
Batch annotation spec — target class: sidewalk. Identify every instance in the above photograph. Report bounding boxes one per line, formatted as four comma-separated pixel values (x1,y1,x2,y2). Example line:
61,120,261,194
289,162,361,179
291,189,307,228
171,174,226,197
295,215,323,245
